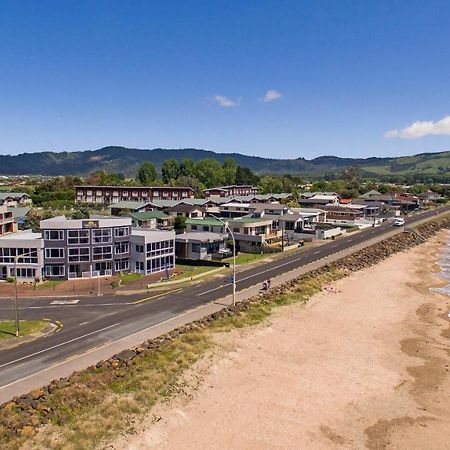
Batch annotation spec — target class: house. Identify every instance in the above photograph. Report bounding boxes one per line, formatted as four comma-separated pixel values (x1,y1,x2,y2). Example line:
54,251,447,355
130,229,175,275
322,205,365,223
219,202,253,218
251,203,290,217
203,185,258,198
185,218,226,234
0,230,44,282
40,216,132,279
175,232,229,261
357,192,418,212
129,210,173,229
360,190,381,199
162,204,204,218
227,217,278,253
298,193,340,207
416,191,446,207
109,201,156,216
7,206,32,228
0,192,31,207
75,185,194,204
0,205,15,236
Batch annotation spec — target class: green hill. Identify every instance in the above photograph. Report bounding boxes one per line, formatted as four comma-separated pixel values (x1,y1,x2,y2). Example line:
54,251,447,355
0,146,450,179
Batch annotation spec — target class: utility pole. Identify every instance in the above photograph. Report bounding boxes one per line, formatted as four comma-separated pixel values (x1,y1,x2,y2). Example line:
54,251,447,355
14,256,19,337
13,250,37,337
209,214,236,306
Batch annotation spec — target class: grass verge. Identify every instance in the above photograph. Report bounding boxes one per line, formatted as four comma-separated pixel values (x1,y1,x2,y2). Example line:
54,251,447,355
172,264,221,280
35,280,64,290
0,268,344,450
0,320,48,340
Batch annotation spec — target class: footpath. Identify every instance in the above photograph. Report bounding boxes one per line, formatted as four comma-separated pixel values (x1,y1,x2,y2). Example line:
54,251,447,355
0,211,447,404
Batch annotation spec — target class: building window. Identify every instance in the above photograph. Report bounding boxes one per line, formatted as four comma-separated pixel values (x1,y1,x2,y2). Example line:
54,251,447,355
0,248,38,264
92,228,112,244
44,230,64,240
67,230,89,245
191,243,201,253
92,246,113,261
115,242,129,254
45,265,65,277
68,247,90,262
115,259,129,271
114,227,129,238
135,244,144,253
191,225,197,230
45,248,64,259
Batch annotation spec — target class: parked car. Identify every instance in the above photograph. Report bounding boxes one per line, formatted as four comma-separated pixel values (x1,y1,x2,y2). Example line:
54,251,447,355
394,218,405,226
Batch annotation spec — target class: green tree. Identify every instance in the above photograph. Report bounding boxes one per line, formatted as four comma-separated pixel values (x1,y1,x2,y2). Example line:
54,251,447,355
174,175,205,197
174,215,187,231
222,158,237,185
137,161,158,185
236,166,259,185
179,159,196,177
161,159,180,184
194,159,225,187
257,176,283,194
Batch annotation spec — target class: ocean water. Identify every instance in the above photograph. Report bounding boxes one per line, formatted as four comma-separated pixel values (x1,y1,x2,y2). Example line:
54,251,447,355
431,231,450,297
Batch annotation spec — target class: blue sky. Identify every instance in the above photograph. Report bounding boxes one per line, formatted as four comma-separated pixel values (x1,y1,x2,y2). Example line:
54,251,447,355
1,0,450,159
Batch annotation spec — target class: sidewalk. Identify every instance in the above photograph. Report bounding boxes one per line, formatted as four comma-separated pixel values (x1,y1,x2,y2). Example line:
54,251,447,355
0,210,447,403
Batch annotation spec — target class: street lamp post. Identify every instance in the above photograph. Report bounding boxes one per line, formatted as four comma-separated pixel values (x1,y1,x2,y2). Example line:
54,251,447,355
209,214,236,306
13,250,37,337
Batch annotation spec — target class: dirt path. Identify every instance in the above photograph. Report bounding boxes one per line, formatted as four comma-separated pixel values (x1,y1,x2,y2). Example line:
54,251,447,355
111,231,450,450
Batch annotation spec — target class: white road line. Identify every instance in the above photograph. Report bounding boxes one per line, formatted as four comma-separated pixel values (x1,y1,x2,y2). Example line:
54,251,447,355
314,250,320,254
0,322,120,371
0,302,216,392
0,302,133,310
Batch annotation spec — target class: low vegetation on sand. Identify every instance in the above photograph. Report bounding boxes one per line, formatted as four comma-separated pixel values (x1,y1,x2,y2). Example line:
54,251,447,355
0,268,341,450
1,216,449,450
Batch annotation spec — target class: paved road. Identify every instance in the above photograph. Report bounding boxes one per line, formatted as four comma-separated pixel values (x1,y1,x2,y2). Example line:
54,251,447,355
0,206,449,393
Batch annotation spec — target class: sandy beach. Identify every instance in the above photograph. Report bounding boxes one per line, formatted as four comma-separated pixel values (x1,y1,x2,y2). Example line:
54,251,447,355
111,231,450,450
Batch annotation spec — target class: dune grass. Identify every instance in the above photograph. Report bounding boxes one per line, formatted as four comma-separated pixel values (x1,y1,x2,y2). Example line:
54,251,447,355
0,267,345,450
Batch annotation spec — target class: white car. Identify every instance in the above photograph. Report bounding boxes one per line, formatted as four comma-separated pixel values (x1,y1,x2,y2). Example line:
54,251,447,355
394,218,405,226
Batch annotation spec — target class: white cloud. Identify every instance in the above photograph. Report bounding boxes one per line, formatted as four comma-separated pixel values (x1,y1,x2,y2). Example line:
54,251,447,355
259,89,282,103
385,115,450,139
211,95,239,108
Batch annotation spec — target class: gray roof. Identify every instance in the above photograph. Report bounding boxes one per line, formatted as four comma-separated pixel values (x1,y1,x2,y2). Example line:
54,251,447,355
110,201,152,210
151,199,184,208
0,192,29,200
7,206,31,220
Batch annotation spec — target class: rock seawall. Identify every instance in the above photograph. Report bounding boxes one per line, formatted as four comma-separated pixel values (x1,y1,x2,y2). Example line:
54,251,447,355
1,216,449,441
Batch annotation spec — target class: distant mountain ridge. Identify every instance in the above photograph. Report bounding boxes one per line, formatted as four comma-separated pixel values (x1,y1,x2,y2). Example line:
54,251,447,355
1,146,450,178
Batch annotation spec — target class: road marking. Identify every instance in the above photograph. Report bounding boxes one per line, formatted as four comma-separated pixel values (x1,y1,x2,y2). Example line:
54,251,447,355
133,288,182,304
0,322,120,371
50,299,80,305
79,321,89,326
65,354,80,362
0,302,220,392
314,250,320,254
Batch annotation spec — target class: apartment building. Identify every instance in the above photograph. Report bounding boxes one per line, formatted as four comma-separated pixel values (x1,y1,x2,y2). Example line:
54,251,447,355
40,216,132,279
0,230,44,282
0,205,15,236
75,185,194,204
130,229,175,275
